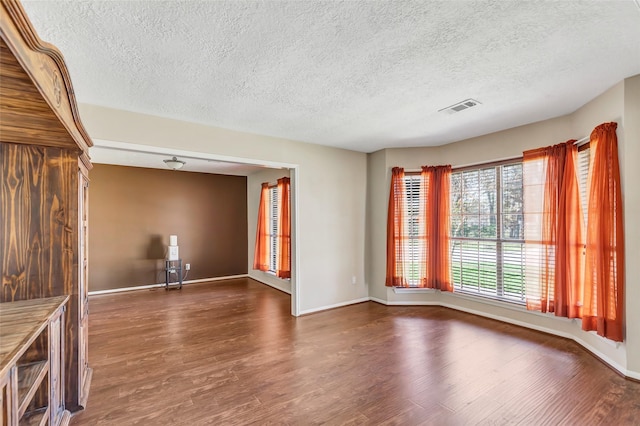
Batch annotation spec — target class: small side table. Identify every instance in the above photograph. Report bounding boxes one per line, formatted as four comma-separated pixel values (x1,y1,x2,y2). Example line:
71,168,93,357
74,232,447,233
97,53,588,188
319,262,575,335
165,259,183,290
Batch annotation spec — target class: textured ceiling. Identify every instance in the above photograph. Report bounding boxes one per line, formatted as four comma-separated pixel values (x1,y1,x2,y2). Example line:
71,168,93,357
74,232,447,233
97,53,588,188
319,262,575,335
21,0,640,153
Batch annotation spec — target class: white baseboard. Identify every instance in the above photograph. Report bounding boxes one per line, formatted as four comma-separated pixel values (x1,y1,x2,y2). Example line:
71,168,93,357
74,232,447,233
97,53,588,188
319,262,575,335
436,301,629,375
369,295,639,380
626,369,640,381
299,297,370,315
249,275,292,294
88,274,249,295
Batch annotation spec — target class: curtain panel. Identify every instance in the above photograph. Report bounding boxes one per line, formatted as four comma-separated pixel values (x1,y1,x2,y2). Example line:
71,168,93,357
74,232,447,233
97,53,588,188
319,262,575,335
523,122,624,342
582,122,624,341
523,140,584,317
253,182,270,271
421,165,452,291
386,167,408,287
276,177,291,279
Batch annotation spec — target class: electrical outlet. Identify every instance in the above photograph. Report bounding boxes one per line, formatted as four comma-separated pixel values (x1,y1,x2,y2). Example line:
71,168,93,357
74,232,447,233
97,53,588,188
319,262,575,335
185,263,191,271
352,275,356,285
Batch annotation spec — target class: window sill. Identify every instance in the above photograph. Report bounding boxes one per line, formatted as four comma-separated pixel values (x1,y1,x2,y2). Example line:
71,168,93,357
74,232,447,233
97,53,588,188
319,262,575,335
393,287,437,294
452,289,526,307
446,290,531,312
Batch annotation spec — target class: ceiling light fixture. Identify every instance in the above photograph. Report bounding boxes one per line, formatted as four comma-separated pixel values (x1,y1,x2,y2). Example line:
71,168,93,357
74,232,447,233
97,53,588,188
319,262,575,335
163,156,186,170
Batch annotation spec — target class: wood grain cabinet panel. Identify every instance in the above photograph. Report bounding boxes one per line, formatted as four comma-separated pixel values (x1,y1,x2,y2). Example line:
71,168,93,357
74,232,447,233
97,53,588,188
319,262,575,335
0,143,84,413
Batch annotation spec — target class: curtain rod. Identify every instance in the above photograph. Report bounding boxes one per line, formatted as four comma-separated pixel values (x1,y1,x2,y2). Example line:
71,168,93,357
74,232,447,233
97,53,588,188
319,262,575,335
574,136,590,146
401,135,591,173
403,155,522,173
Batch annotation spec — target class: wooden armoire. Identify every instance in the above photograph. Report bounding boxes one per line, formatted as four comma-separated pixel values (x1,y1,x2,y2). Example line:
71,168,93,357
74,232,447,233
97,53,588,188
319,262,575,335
0,0,92,414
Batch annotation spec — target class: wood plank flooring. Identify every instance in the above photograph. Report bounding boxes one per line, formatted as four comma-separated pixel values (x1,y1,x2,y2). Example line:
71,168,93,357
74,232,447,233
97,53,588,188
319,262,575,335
71,278,640,425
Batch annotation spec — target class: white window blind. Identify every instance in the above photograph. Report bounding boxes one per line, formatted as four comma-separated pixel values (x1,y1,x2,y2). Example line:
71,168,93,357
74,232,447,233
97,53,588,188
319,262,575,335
403,174,424,286
577,147,590,228
269,186,279,273
450,163,526,302
522,155,547,306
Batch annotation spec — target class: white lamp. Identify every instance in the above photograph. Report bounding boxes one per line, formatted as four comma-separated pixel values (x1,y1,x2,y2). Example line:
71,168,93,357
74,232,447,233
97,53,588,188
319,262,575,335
163,156,185,170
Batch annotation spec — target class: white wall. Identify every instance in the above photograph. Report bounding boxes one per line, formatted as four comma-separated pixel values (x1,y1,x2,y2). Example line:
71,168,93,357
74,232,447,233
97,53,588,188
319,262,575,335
247,167,292,294
80,104,369,314
367,77,639,378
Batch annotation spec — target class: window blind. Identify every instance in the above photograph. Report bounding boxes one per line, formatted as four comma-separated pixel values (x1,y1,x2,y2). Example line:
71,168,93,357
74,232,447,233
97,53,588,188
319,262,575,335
403,174,424,286
269,186,279,272
577,147,590,229
522,155,547,307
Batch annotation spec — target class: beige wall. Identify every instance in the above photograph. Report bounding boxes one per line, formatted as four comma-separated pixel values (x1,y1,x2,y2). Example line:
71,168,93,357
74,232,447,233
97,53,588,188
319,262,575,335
81,104,369,313
367,77,639,378
247,167,291,294
622,75,640,373
89,164,247,291
365,149,387,301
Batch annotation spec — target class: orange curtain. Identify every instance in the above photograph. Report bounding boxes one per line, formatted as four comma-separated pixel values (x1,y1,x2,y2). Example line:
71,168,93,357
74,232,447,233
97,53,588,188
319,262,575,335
253,183,270,271
554,141,584,318
276,177,291,279
421,165,452,291
523,140,584,317
386,167,407,287
582,122,624,341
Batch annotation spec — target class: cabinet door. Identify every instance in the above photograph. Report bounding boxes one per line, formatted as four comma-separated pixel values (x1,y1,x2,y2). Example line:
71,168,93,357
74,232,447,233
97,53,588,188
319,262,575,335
49,309,65,425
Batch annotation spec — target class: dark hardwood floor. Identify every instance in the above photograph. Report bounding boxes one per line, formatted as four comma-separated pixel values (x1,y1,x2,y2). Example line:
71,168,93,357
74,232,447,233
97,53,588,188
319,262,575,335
71,278,640,425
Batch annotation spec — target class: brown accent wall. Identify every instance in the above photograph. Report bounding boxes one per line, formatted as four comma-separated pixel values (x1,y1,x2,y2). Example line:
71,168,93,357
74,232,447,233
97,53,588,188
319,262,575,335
89,164,247,291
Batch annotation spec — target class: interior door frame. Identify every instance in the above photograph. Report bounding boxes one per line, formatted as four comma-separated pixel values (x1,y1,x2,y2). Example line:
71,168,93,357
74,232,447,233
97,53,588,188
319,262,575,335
90,139,301,316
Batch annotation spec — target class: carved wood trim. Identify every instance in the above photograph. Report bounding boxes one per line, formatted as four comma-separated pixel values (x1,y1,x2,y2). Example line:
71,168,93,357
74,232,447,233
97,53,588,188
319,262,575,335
79,152,93,172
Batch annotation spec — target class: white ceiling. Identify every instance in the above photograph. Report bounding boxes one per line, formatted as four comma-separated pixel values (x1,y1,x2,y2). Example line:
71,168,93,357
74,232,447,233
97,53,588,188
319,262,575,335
21,0,640,155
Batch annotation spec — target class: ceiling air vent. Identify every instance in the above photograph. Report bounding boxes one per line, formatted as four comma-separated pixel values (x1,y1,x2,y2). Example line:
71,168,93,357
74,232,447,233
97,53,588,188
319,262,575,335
439,98,481,115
